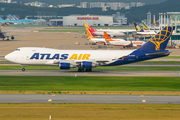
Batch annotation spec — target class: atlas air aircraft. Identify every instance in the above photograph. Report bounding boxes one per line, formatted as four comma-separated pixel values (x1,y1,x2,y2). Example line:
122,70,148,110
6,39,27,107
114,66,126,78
0,26,15,40
84,22,135,37
5,26,173,72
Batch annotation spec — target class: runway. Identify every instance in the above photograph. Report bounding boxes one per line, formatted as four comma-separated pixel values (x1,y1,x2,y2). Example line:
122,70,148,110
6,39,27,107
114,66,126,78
0,94,180,104
0,70,180,77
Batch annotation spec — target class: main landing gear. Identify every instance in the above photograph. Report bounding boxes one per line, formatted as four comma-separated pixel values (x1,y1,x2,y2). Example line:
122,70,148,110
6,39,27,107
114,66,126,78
78,67,92,72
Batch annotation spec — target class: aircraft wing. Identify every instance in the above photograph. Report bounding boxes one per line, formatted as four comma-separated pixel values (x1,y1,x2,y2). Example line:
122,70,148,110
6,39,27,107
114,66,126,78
52,59,111,65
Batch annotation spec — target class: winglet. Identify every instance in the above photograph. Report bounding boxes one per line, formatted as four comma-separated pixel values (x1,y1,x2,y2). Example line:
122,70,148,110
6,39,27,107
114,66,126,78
138,26,174,51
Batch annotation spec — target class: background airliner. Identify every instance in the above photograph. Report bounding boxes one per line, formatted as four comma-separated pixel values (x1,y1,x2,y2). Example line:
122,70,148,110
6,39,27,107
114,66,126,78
5,26,174,72
103,31,146,47
132,22,156,35
84,22,135,37
0,26,15,40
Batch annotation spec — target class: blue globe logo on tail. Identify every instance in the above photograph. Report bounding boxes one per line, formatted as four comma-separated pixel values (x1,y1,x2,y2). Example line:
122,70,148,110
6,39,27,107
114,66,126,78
138,26,174,51
149,26,174,51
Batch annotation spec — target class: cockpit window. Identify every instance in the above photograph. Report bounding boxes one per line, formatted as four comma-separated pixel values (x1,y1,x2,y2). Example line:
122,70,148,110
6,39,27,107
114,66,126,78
15,49,20,51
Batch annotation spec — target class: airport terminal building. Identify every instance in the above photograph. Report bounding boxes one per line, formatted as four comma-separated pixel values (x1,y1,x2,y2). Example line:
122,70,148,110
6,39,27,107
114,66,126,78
49,14,127,26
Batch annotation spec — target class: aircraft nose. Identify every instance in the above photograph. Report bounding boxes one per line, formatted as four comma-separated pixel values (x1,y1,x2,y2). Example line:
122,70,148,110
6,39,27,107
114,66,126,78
5,54,11,61
5,53,15,62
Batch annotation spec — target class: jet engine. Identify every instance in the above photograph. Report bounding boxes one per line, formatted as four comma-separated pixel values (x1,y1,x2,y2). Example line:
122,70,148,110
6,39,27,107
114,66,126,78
81,61,98,68
59,63,77,69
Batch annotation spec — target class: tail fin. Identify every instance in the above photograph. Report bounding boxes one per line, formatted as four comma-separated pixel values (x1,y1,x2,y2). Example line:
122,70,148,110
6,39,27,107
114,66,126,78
142,21,149,30
86,28,95,39
84,22,96,32
87,25,96,32
13,15,18,20
84,22,89,29
16,15,20,19
8,15,14,20
132,22,144,32
0,17,4,20
138,26,174,51
153,15,156,27
103,31,112,41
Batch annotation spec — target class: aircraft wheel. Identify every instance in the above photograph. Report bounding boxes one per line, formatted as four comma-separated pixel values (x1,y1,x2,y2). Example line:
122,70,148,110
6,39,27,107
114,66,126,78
22,68,25,72
7,39,9,41
86,68,92,72
11,36,14,40
78,68,84,72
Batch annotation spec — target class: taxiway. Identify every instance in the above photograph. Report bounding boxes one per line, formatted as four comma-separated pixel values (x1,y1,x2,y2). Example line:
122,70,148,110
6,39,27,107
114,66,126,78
0,94,180,104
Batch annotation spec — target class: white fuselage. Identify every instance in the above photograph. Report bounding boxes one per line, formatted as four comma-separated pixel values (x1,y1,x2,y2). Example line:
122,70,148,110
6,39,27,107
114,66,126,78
5,47,134,66
106,40,131,46
94,31,126,37
89,38,105,43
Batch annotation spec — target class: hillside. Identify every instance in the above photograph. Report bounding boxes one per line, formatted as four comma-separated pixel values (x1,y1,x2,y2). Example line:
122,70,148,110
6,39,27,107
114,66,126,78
15,0,167,5
124,0,180,23
0,0,179,24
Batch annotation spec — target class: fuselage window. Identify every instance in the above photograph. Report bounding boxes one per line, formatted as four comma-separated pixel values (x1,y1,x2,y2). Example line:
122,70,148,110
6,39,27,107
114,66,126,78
15,49,20,51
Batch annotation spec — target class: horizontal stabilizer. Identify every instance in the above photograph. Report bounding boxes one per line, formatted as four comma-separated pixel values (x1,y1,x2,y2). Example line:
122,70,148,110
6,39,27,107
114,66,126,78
145,51,171,56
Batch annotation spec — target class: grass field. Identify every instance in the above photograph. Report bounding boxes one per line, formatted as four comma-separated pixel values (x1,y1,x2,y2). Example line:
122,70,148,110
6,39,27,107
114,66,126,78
0,104,180,120
47,26,134,29
0,76,180,92
1,65,180,71
163,56,180,58
38,30,84,32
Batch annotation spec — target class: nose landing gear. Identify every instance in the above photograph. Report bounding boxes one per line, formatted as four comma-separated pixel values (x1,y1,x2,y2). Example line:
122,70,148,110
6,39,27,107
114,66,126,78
21,65,25,71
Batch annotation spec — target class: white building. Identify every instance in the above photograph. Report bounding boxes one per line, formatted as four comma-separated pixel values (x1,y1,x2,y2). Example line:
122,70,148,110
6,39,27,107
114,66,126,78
49,15,114,26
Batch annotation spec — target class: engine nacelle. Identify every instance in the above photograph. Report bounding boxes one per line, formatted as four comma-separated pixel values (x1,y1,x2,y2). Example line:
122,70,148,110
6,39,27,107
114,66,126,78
59,62,77,69
11,36,14,40
59,63,70,69
81,61,98,68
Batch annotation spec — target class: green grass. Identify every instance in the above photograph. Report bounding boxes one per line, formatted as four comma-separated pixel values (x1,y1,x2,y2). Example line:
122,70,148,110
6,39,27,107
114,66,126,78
162,56,180,59
48,27,84,30
0,65,180,71
48,26,134,29
38,30,84,32
0,76,180,91
9,24,48,27
137,61,180,64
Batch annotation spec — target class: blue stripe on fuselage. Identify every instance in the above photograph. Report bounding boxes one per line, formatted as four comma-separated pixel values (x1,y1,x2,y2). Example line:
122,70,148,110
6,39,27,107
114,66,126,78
106,50,170,66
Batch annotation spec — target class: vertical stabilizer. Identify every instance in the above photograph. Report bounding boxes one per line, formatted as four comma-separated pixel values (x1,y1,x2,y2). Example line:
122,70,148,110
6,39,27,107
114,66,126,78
138,26,174,51
103,31,111,41
86,28,95,39
132,22,144,32
142,21,149,30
